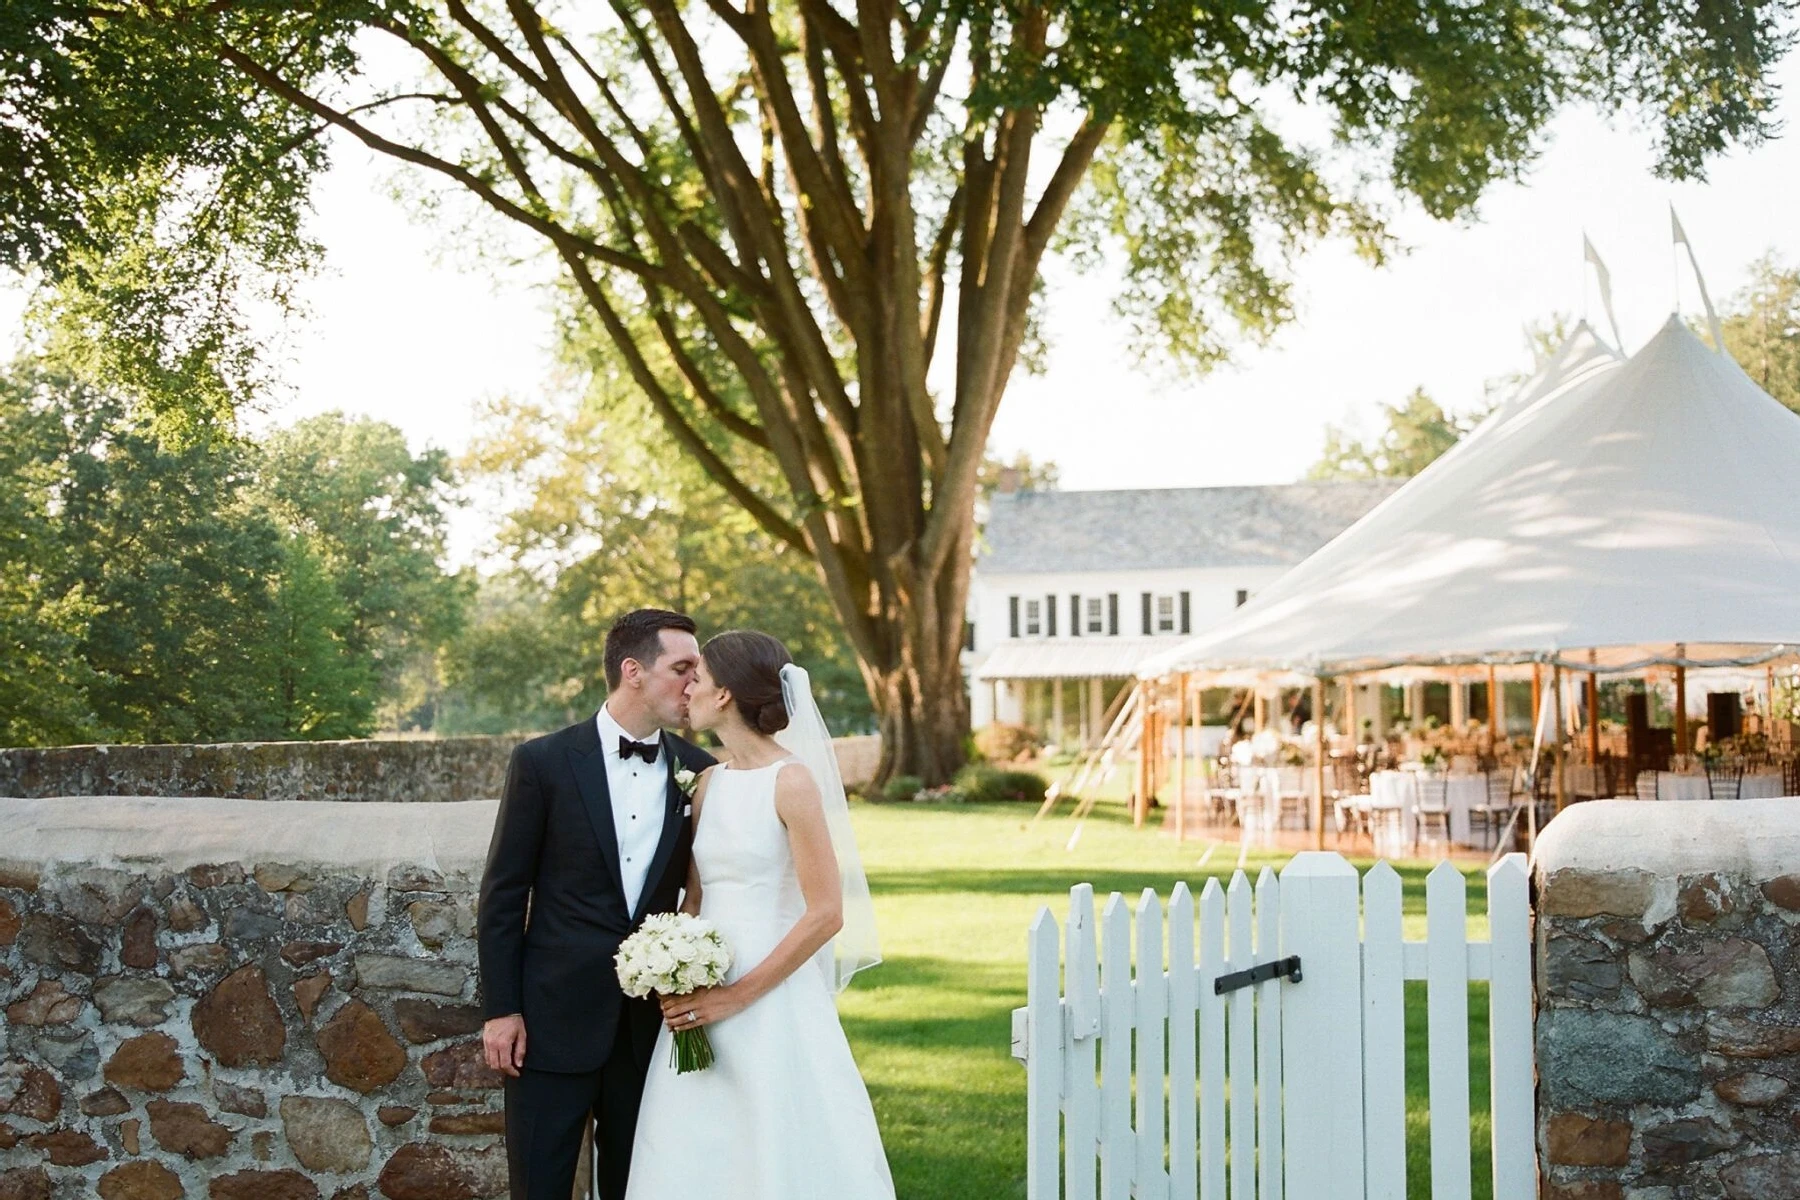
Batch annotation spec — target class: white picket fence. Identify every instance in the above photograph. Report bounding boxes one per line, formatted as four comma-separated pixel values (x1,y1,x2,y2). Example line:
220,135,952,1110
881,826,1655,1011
1011,852,1534,1200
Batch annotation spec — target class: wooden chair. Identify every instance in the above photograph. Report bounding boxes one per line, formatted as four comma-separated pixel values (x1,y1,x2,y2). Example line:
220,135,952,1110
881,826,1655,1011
1276,766,1309,830
1413,773,1450,854
1706,762,1744,801
1468,767,1517,851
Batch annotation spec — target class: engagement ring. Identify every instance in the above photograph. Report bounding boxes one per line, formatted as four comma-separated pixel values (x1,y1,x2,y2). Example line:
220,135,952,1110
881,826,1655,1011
686,1011,697,1023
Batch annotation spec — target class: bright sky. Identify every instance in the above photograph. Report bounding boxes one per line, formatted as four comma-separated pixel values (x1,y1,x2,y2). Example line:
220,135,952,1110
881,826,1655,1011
3,52,1796,566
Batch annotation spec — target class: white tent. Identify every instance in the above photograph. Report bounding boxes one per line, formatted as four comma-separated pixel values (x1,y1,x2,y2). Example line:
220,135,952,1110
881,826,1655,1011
1453,320,1621,456
1144,317,1800,681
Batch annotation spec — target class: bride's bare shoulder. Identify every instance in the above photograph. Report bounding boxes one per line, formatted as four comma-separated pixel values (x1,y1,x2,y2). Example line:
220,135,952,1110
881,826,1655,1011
772,759,822,810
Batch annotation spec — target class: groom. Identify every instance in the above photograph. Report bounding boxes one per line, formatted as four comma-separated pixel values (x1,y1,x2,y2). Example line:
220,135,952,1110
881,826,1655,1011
478,608,717,1200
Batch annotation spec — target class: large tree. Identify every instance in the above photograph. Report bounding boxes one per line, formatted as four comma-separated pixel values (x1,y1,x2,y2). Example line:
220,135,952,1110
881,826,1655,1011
6,1,1793,781
253,412,468,727
1721,253,1800,411
1307,388,1472,481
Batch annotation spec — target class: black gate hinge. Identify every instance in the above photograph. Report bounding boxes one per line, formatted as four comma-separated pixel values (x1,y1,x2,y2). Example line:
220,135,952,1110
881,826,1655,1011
1214,955,1303,995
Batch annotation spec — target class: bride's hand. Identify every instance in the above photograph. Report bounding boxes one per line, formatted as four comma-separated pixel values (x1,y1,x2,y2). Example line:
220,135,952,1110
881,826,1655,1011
660,985,747,1031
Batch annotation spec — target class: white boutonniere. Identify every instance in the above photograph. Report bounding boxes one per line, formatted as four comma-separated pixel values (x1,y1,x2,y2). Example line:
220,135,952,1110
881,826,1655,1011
673,765,698,796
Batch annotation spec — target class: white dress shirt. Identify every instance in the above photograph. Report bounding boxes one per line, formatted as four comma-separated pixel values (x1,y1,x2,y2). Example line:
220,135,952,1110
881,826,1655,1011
596,704,669,915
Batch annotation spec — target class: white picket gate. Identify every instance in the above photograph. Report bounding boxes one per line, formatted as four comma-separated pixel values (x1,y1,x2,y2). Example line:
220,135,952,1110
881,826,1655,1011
1011,852,1534,1200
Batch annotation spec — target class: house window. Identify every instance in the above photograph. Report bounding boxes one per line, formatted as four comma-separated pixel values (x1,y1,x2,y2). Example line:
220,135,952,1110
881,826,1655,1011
1236,589,1249,607
1024,599,1042,637
1154,594,1177,634
1085,597,1105,634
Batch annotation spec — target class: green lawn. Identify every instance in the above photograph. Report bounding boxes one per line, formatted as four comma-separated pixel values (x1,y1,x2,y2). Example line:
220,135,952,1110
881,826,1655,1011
841,797,1497,1199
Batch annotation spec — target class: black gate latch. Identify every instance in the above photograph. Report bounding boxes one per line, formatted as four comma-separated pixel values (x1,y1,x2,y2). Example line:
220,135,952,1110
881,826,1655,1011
1213,956,1303,995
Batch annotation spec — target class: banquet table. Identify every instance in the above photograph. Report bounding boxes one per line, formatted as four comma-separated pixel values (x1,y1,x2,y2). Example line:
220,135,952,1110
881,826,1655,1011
1368,770,1491,854
1650,771,1786,801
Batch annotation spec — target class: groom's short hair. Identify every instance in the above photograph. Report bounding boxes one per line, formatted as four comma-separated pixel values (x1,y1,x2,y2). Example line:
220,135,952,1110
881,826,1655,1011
604,609,698,689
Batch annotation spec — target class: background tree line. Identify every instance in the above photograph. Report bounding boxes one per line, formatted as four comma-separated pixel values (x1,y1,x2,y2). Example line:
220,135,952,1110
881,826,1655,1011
0,356,881,748
1309,256,1800,481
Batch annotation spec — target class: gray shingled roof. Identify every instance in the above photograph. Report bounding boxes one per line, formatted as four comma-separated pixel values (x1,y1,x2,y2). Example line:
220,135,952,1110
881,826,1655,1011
978,481,1404,574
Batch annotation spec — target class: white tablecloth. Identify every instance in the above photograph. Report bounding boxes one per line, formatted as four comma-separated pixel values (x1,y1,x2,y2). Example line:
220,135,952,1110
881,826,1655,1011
1652,771,1786,801
1368,771,1491,854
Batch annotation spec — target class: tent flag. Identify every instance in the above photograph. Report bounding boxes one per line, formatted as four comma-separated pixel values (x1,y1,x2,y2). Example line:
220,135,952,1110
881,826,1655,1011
1670,206,1725,353
1582,233,1625,352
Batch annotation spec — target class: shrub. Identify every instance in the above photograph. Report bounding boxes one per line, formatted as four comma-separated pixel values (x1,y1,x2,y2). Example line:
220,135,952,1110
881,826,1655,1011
974,722,1039,762
953,763,1049,804
881,774,925,803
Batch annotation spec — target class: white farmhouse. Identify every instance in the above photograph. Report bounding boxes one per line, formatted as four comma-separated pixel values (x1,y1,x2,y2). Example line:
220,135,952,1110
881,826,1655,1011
967,481,1400,747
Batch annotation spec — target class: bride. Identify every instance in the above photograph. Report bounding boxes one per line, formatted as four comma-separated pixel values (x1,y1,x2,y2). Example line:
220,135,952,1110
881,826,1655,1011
624,629,895,1199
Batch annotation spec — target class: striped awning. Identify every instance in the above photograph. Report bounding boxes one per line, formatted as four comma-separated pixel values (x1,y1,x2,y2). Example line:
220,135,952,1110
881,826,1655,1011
973,638,1165,681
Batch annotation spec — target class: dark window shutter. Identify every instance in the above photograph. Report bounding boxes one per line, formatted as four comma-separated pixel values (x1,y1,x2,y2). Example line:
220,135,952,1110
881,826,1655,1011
1070,594,1081,638
1108,593,1119,636
963,621,975,652
1180,591,1191,634
1009,596,1019,638
1046,594,1057,637
1236,589,1249,607
1141,592,1152,636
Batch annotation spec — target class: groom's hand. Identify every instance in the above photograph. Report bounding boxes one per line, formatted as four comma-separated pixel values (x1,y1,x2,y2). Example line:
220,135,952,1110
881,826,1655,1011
483,1014,527,1078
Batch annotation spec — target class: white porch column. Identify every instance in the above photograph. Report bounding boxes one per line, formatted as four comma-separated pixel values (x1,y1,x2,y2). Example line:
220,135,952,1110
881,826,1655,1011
1052,678,1066,750
1450,677,1468,729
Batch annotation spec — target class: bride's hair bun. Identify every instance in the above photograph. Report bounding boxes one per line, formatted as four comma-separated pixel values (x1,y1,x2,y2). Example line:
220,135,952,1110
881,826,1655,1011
700,630,793,734
753,699,790,735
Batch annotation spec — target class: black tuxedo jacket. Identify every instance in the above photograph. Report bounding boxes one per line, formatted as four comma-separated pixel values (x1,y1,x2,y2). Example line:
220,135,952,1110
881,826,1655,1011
477,716,716,1074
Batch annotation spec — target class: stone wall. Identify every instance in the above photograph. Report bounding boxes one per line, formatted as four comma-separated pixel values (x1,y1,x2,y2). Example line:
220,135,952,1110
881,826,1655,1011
1536,799,1800,1199
0,797,504,1199
0,740,516,805
0,733,883,802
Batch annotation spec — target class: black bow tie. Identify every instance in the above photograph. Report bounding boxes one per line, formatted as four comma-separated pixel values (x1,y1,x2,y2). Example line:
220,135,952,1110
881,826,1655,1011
618,736,660,764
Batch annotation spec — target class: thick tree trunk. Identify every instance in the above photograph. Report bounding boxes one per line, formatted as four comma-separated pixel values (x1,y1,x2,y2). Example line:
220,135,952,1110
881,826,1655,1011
868,627,970,788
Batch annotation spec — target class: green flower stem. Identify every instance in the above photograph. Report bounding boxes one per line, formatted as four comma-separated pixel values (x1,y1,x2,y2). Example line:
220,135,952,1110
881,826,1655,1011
671,1027,715,1074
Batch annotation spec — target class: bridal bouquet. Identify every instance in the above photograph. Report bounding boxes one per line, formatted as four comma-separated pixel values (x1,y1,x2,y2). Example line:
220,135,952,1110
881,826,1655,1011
615,913,733,1073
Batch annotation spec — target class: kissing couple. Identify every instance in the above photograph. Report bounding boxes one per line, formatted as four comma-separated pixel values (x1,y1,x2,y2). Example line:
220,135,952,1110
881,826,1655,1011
476,609,894,1199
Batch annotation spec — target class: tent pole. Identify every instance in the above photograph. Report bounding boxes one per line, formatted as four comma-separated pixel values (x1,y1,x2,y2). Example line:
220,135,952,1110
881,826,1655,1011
1768,666,1777,736
1192,685,1205,821
1588,657,1601,765
1175,673,1189,842
1674,644,1689,757
1254,689,1266,734
1554,666,1568,815
1312,679,1327,851
1488,666,1500,743
1531,665,1542,733
1345,677,1358,748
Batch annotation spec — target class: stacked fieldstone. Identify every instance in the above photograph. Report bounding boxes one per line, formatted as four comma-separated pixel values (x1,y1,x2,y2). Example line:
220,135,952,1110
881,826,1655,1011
1537,803,1800,1200
0,739,517,805
0,854,504,1199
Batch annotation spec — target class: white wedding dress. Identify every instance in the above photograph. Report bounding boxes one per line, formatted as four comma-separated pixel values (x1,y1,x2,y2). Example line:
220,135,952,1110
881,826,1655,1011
625,759,896,1200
